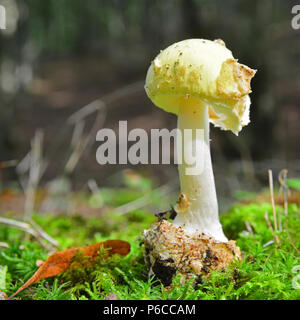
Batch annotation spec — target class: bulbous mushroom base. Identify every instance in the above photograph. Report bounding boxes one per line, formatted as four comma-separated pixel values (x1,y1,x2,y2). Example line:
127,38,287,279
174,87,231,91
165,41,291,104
143,220,241,286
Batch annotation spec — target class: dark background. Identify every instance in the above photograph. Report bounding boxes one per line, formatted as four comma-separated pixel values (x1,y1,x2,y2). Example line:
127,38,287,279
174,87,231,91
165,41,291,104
0,0,299,211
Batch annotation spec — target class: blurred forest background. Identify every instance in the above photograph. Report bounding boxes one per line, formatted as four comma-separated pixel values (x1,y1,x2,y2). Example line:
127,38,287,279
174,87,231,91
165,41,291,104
0,0,299,214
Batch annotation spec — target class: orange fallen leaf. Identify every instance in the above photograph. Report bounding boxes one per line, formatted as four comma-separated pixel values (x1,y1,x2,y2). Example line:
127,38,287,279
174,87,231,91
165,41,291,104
8,240,130,299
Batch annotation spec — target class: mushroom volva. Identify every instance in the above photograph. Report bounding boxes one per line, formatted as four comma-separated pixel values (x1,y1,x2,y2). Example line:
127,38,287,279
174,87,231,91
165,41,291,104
143,39,256,284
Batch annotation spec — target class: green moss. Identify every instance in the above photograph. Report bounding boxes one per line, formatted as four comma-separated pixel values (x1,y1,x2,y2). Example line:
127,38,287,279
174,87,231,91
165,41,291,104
0,199,299,300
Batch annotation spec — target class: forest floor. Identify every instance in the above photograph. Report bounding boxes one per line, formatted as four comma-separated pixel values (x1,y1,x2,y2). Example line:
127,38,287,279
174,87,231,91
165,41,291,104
0,180,299,300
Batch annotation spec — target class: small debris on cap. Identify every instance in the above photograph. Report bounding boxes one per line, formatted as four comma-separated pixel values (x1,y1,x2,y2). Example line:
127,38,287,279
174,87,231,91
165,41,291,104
214,39,226,46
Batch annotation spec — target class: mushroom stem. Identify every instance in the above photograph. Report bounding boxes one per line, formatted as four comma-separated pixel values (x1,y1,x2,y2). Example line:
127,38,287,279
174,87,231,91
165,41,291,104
173,98,228,242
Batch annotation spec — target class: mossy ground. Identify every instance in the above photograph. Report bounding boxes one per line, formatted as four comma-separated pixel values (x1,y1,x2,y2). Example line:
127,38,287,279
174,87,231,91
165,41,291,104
0,188,299,300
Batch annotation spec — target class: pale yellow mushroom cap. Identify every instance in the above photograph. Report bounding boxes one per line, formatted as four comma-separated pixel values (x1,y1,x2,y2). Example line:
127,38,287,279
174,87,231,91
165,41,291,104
145,39,257,135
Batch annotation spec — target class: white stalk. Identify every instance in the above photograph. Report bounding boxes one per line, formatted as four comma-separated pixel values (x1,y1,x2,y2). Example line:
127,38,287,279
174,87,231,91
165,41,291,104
173,99,228,242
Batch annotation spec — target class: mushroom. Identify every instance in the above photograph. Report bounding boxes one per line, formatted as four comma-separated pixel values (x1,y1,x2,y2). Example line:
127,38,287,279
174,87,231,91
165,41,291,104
143,39,256,284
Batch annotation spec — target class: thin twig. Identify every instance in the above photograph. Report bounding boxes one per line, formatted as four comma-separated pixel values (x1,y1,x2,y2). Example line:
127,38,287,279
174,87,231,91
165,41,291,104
68,100,104,125
268,170,278,231
0,217,56,251
24,130,44,221
113,179,178,215
64,137,85,173
93,81,143,109
263,240,275,248
29,219,59,248
87,179,100,195
245,221,254,236
264,211,280,248
16,152,31,191
0,217,48,249
0,217,37,237
277,169,289,232
264,212,273,232
65,100,107,174
70,120,85,148
278,169,288,217
268,170,281,247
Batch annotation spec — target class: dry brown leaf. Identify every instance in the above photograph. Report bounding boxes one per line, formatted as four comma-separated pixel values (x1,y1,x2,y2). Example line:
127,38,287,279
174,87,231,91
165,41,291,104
8,240,130,299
